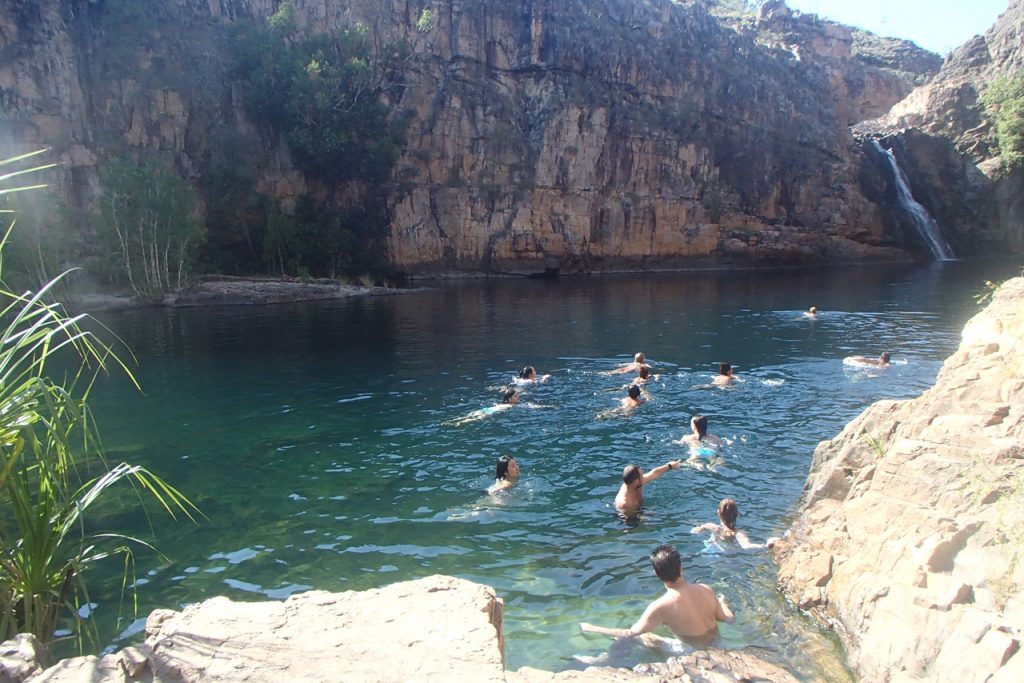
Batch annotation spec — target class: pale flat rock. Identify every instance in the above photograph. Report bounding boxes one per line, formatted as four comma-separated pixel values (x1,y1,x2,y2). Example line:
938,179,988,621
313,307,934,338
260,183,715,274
30,575,505,683
776,277,1024,682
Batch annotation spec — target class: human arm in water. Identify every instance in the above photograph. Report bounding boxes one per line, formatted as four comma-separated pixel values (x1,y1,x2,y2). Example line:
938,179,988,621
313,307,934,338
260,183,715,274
642,460,682,485
714,591,734,622
580,600,665,639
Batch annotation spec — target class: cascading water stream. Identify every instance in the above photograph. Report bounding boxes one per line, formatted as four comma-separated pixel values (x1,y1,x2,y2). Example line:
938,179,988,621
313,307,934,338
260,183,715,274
872,140,956,261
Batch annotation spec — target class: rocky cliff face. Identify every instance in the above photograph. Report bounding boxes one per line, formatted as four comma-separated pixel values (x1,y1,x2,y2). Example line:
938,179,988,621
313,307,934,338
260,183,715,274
0,0,988,275
860,0,1024,257
775,277,1024,683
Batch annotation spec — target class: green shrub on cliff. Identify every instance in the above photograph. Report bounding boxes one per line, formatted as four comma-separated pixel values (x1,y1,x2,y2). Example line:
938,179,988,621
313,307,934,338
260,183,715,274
230,5,407,184
982,74,1024,170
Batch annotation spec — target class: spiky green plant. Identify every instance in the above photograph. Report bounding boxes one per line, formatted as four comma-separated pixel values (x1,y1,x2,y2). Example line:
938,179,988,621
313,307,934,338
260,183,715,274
0,151,196,652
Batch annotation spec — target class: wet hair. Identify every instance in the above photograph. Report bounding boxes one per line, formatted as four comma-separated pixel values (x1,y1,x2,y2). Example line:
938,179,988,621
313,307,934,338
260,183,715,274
628,384,641,400
634,352,646,364
809,306,817,314
622,464,642,485
495,455,515,480
880,352,891,363
718,498,739,531
519,366,536,380
638,366,650,379
718,362,731,376
502,388,518,403
650,544,682,582
692,415,708,438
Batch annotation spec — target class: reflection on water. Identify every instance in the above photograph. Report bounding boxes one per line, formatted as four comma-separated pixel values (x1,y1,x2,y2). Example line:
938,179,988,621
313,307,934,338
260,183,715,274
80,261,1020,679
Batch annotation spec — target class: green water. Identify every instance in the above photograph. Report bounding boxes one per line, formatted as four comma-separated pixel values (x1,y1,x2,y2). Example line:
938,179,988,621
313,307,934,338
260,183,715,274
78,261,1019,679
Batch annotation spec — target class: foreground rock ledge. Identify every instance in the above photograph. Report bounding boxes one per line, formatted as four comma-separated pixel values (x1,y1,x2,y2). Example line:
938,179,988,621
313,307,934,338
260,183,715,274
8,575,797,682
775,277,1024,682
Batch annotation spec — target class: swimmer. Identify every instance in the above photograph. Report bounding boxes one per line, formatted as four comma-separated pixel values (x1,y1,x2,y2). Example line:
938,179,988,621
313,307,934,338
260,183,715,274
487,455,520,494
712,362,734,386
607,352,651,375
803,306,818,318
515,365,551,384
677,415,723,448
631,366,658,385
614,460,682,513
580,544,732,642
445,388,520,425
621,384,644,409
845,351,891,367
690,498,779,550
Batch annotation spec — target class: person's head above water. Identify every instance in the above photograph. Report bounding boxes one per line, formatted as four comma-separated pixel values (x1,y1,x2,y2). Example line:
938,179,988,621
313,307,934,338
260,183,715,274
495,455,519,480
634,352,646,364
628,384,642,401
691,414,708,437
503,388,520,404
717,498,739,531
718,362,732,376
519,366,537,380
650,544,682,582
809,306,817,314
638,366,650,379
880,352,891,363
622,464,642,486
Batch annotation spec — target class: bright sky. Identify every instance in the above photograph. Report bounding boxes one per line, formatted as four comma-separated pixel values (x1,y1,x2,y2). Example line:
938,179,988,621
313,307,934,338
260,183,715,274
785,0,1010,55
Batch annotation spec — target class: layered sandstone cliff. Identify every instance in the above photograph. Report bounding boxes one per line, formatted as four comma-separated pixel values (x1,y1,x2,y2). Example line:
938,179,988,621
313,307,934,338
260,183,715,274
0,0,957,276
775,276,1024,682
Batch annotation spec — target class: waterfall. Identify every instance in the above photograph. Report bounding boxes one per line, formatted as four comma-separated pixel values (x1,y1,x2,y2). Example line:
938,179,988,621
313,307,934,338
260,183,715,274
872,140,955,261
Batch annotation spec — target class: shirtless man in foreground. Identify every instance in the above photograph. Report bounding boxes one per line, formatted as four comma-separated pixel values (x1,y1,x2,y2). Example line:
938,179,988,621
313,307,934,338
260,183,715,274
614,460,682,514
580,544,733,642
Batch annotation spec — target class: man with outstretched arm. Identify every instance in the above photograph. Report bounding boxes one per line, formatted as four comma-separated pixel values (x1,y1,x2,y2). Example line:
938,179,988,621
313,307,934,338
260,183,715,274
614,461,682,514
580,544,733,643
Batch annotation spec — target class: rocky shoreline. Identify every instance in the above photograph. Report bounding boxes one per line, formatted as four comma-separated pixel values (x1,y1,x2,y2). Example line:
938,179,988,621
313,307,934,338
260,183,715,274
775,276,1024,682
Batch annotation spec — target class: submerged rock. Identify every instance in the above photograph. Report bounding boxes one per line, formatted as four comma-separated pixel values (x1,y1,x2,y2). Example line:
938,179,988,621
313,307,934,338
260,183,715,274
775,276,1024,682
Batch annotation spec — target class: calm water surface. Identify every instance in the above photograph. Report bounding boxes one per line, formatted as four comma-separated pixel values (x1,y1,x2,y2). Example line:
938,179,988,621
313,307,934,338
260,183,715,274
82,261,1019,678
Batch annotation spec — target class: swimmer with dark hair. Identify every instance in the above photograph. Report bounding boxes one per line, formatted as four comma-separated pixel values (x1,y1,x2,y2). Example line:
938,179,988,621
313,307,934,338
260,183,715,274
515,365,551,385
445,387,520,426
677,415,723,448
488,455,521,494
622,383,644,409
845,352,891,367
691,498,779,549
712,362,734,386
615,460,683,513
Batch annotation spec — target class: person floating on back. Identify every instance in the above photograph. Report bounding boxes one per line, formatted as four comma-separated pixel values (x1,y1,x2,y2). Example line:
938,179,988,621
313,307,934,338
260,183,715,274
614,460,682,515
691,498,779,550
844,351,891,367
607,352,650,375
487,455,520,494
445,387,520,425
713,362,734,386
580,544,733,643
